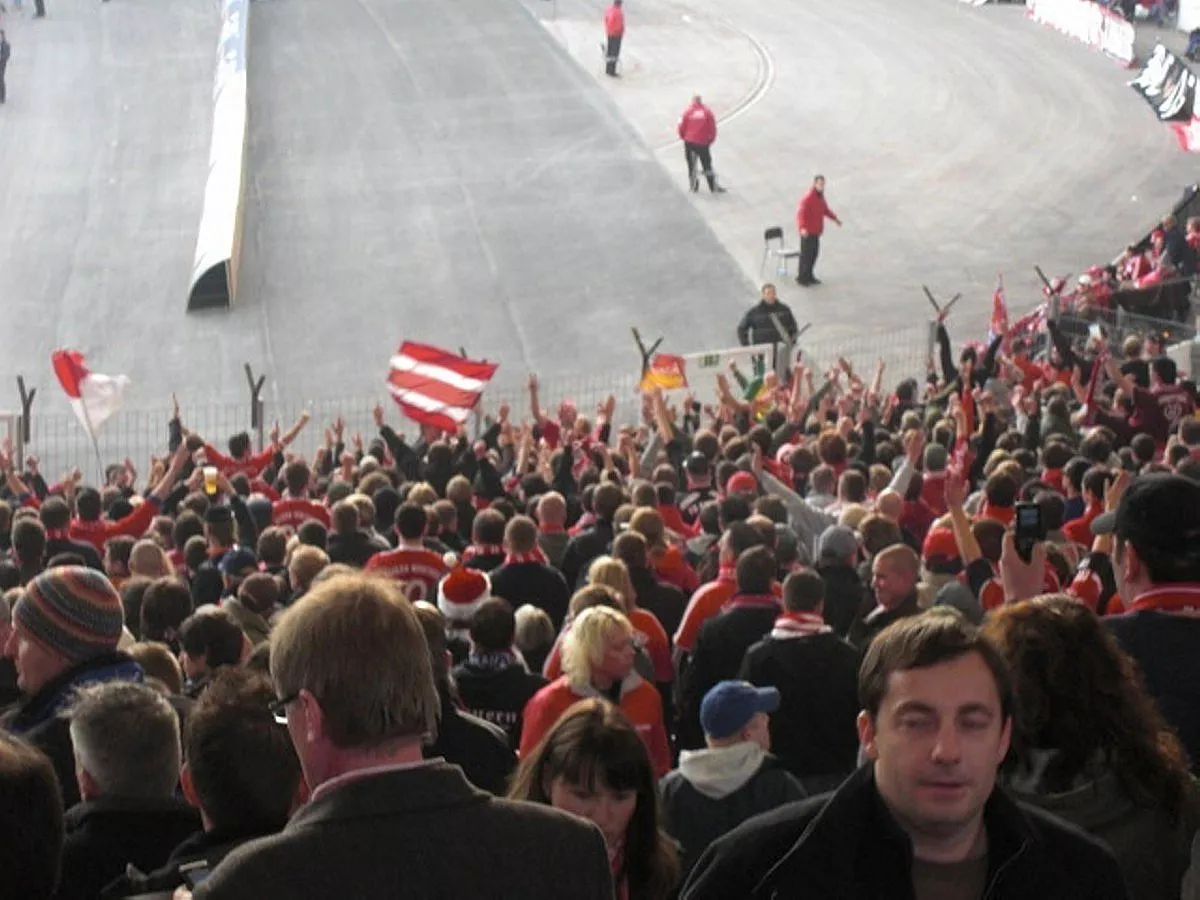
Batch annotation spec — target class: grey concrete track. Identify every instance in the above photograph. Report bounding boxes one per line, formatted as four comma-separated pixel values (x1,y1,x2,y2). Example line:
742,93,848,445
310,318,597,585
0,0,219,408
535,0,1200,345
237,0,753,404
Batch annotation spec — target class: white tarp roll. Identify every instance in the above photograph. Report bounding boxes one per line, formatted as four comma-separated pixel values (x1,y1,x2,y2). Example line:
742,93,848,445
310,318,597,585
188,0,249,310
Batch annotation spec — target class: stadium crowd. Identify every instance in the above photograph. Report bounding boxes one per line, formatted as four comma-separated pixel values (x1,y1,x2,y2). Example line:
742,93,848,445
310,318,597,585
0,305,1199,899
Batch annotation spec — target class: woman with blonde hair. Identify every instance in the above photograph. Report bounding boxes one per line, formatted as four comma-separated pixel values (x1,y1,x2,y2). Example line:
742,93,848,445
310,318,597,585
541,584,656,685
520,606,671,777
985,595,1199,899
510,699,679,900
128,539,173,579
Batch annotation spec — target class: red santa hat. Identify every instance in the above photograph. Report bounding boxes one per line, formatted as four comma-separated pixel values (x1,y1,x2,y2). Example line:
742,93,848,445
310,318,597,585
437,565,491,624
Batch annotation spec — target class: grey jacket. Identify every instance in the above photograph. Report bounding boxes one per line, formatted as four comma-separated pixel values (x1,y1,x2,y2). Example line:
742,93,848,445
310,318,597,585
195,760,613,900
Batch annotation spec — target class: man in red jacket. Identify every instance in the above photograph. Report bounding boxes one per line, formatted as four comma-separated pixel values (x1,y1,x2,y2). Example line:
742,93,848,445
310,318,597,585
678,95,725,194
604,0,624,77
795,175,841,286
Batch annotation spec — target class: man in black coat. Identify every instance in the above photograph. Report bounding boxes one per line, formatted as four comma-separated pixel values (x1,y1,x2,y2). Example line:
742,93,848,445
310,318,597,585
0,31,9,104
195,573,612,900
452,597,547,748
57,681,201,900
613,531,687,641
739,570,860,787
681,613,1129,900
560,482,623,589
736,284,799,347
488,516,570,630
847,544,922,651
39,498,104,571
678,547,781,750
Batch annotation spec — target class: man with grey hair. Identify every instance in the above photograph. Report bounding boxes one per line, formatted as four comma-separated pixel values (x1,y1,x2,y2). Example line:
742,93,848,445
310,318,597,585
57,680,199,900
196,573,613,899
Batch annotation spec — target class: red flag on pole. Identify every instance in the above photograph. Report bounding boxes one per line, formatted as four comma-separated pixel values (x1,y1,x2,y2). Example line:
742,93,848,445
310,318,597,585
387,342,498,434
50,349,129,438
987,274,1010,354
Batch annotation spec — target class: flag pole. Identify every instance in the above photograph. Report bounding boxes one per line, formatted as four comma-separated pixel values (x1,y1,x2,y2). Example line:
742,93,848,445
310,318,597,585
77,399,105,484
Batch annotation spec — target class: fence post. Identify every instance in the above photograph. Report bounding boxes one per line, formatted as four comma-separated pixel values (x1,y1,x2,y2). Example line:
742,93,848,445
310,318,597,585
244,364,266,451
15,376,35,473
926,320,938,370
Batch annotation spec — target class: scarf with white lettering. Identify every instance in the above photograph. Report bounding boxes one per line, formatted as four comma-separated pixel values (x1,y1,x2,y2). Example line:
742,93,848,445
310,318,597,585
770,611,832,640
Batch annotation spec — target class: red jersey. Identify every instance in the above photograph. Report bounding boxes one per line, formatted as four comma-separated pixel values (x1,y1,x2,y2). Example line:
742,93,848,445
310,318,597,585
365,546,448,603
203,443,276,479
272,497,331,529
1153,384,1195,434
70,497,161,553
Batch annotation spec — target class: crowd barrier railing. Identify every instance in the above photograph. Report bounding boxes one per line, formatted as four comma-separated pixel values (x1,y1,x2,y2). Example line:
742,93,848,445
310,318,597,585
1027,0,1137,66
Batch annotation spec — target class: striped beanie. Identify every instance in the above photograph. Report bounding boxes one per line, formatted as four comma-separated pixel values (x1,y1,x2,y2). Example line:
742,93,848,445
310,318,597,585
14,567,124,663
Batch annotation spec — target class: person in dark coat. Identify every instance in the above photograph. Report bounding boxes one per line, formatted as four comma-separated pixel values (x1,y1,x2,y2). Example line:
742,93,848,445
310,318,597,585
739,570,860,787
194,572,612,900
660,681,806,879
847,543,921,651
415,603,516,795
0,31,9,105
613,531,688,641
561,482,623,589
813,526,866,637
452,598,547,748
489,516,570,630
57,681,201,900
0,567,144,808
101,668,303,900
678,547,781,750
681,613,1129,900
736,284,799,347
324,500,380,568
39,497,104,571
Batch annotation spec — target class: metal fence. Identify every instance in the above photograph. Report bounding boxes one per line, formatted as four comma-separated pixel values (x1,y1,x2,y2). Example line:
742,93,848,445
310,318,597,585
3,321,938,482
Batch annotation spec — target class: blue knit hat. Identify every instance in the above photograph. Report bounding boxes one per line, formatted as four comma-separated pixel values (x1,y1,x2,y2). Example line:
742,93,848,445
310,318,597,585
14,567,123,662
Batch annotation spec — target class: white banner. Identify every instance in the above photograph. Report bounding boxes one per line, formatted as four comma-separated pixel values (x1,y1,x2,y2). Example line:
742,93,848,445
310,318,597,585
188,0,249,310
1027,0,1136,66
1179,0,1200,32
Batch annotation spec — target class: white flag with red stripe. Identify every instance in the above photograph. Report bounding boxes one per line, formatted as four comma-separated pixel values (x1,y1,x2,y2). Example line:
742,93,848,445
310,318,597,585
387,342,498,433
51,349,130,437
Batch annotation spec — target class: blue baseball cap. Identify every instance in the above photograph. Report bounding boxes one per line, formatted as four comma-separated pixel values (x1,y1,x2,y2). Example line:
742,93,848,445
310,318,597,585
700,681,780,739
218,547,258,577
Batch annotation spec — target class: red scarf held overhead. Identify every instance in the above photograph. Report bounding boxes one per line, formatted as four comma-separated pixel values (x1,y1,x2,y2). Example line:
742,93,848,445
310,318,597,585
503,549,549,566
770,611,831,640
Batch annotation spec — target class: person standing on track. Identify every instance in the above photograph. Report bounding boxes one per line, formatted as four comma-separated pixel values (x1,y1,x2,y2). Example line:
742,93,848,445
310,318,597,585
678,95,725,194
796,175,842,286
0,31,9,105
604,0,624,78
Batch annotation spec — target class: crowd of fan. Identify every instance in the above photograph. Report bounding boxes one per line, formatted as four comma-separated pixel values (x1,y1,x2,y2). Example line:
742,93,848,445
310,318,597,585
0,311,1199,900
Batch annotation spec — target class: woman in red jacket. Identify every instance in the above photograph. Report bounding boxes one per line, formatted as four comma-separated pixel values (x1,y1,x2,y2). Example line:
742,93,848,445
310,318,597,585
510,699,680,900
520,606,671,777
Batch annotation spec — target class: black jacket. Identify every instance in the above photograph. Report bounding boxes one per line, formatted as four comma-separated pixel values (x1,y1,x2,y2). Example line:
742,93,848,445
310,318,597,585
57,796,201,900
737,301,799,347
738,631,860,781
0,652,144,808
560,520,616,589
424,696,516,796
678,598,779,750
848,590,921,652
101,827,271,898
630,565,688,642
814,563,865,638
489,561,571,631
661,751,806,880
45,535,104,570
681,766,1130,900
326,530,381,568
452,656,548,748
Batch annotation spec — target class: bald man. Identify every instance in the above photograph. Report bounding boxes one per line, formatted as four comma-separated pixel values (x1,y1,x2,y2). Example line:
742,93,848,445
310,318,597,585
848,544,921,650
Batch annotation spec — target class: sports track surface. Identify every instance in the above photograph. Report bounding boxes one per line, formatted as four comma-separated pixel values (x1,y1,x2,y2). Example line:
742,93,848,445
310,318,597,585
0,0,1194,414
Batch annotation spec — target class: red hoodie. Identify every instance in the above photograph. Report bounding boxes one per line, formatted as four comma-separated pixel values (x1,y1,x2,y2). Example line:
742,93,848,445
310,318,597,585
70,497,162,552
604,2,624,37
677,102,717,145
796,187,839,237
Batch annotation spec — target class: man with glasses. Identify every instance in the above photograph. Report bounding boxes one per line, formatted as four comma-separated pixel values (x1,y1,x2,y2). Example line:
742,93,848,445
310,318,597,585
197,573,613,899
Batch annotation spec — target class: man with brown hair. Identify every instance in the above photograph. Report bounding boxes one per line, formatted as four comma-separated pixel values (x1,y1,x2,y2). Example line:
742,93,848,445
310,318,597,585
682,612,1128,900
196,573,612,899
0,733,64,900
489,515,570,629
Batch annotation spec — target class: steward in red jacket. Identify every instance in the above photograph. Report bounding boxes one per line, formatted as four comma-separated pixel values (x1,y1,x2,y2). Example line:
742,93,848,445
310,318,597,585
794,175,841,286
604,0,624,77
677,96,724,194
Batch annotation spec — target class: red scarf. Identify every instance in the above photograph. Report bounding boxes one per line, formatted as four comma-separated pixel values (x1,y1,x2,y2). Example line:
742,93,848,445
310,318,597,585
503,549,549,566
463,543,504,562
770,611,831,640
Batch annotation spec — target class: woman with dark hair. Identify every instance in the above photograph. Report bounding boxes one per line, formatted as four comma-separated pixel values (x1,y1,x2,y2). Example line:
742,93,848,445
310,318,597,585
984,595,1200,899
509,699,679,900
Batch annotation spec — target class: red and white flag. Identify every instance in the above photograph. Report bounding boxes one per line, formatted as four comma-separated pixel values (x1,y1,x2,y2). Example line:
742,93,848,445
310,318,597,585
987,274,1010,353
51,349,129,437
387,342,498,433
